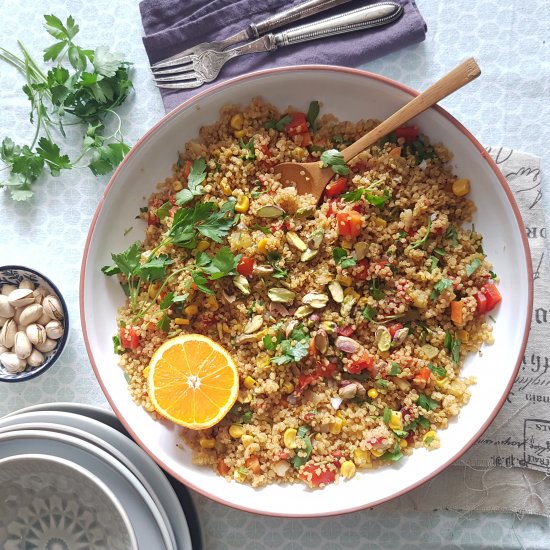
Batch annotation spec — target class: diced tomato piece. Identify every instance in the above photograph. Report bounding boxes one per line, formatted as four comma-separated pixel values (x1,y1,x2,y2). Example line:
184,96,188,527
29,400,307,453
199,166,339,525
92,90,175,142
325,177,348,197
450,300,465,325
119,327,139,350
475,291,487,314
300,463,336,488
284,112,308,136
299,131,312,147
217,459,230,476
336,211,363,238
395,126,419,143
315,362,337,378
337,325,355,337
146,212,160,226
237,256,255,276
351,203,364,213
245,455,261,474
414,367,431,384
260,144,272,158
181,160,192,179
347,353,374,375
482,282,502,312
353,259,370,280
389,323,404,338
297,373,318,391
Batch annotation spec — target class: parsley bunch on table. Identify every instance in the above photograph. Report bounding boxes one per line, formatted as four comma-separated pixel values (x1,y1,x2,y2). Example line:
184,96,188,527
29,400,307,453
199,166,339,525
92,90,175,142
0,14,133,200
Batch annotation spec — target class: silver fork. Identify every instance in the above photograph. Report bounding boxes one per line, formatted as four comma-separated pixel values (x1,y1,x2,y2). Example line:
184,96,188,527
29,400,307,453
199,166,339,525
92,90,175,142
152,2,403,90
151,0,355,70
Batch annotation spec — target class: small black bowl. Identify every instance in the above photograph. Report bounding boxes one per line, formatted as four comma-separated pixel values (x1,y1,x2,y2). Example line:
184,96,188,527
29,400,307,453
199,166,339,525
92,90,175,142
0,265,69,382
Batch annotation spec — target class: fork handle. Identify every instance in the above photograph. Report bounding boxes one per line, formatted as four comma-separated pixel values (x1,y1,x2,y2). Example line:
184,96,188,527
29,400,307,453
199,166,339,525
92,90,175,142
248,0,355,38
274,1,403,46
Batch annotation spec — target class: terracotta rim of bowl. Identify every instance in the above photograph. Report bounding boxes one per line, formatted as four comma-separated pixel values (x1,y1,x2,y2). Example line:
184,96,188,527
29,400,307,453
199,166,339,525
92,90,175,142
80,64,533,517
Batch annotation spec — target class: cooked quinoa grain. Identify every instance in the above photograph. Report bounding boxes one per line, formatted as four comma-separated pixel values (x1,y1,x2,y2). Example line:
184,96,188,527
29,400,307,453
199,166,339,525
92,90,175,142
105,98,502,489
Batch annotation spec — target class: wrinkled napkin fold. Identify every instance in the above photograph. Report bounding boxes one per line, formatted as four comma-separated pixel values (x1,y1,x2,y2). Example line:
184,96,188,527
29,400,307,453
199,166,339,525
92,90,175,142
139,0,427,112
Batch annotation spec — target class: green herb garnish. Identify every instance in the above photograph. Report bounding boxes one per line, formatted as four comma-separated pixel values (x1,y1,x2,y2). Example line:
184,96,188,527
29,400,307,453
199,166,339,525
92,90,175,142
430,277,453,300
239,137,256,160
290,426,313,468
369,279,385,300
0,14,132,200
156,202,172,221
271,325,310,365
265,114,292,131
383,407,392,424
445,225,459,247
466,258,482,277
362,305,378,322
428,255,439,273
112,334,123,354
410,216,432,249
320,148,350,176
333,247,357,268
389,362,402,376
428,363,446,377
417,393,439,411
241,411,253,424
306,100,320,132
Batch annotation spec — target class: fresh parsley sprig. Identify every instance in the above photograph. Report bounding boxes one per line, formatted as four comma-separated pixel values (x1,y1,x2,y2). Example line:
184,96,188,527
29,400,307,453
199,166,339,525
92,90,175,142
320,149,350,176
333,247,357,269
265,114,292,132
0,14,132,200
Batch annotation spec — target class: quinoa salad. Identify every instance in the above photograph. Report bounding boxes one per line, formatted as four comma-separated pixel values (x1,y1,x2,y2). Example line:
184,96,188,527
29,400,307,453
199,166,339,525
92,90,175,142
102,98,502,489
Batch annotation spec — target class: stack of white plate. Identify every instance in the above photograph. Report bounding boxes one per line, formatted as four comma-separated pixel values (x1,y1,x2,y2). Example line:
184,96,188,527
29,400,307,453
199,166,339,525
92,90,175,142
0,402,198,550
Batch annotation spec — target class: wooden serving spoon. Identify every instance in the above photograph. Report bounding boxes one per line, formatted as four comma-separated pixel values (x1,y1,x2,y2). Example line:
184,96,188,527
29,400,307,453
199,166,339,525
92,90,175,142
274,58,481,201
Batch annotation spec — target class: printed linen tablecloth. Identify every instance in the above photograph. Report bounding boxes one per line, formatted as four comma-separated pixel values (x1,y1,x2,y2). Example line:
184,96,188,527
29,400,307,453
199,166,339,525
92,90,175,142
1,0,549,548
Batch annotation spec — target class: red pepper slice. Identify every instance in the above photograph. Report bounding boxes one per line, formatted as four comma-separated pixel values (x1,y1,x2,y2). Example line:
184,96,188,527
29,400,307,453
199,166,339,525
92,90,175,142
237,256,255,276
325,177,348,197
475,291,487,314
245,455,261,474
300,463,336,488
395,126,419,143
482,282,502,312
414,367,431,384
336,325,355,337
284,112,308,136
315,362,337,378
336,211,363,238
119,327,139,350
347,353,374,375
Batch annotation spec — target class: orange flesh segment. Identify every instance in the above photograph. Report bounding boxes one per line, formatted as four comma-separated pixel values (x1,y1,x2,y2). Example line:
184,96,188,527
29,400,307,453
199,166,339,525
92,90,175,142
147,334,239,429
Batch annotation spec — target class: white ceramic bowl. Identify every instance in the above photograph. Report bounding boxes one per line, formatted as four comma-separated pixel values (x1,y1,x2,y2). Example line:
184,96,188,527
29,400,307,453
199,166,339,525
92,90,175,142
80,65,532,517
0,454,137,550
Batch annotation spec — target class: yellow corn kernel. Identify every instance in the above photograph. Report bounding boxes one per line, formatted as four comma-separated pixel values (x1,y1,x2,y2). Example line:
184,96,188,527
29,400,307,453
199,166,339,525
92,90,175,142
148,283,159,300
329,417,344,435
184,304,199,317
399,439,408,449
353,449,371,468
229,424,244,439
220,180,232,196
196,240,210,252
235,196,250,213
283,428,297,449
314,433,323,442
174,318,190,326
337,274,353,287
335,411,347,426
340,460,356,480
388,411,403,431
241,434,254,448
243,376,256,389
452,178,470,197
256,356,271,371
370,449,384,457
292,147,306,160
457,329,470,343
172,180,183,191
367,388,379,399
373,217,387,228
199,438,215,449
423,430,436,445
257,238,268,254
230,113,244,130
234,129,246,139
435,377,448,388
142,366,150,379
205,295,219,311
282,382,294,394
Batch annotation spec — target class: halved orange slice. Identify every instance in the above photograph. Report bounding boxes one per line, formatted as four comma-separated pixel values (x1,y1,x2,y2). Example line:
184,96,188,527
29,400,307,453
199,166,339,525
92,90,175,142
147,334,239,430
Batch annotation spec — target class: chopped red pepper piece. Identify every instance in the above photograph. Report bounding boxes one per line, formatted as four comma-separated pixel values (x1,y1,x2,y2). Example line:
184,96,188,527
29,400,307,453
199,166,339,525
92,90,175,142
284,112,308,136
395,126,419,143
336,211,363,238
119,327,139,350
315,362,337,378
217,459,230,476
325,177,348,197
388,323,404,338
475,291,487,314
414,367,431,384
347,353,374,375
482,282,502,312
245,455,261,474
237,256,255,276
337,325,355,337
300,463,336,488
353,259,370,280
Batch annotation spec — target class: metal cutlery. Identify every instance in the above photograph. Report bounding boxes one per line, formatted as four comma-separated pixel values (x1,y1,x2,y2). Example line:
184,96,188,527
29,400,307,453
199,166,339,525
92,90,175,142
152,2,404,89
152,0,355,70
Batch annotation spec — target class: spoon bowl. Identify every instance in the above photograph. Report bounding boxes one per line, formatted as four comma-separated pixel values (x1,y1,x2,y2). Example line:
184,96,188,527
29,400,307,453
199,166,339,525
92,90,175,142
275,57,481,201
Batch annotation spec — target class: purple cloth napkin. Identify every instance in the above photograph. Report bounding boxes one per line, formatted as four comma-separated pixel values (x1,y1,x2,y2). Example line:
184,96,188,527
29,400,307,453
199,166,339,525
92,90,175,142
140,0,427,112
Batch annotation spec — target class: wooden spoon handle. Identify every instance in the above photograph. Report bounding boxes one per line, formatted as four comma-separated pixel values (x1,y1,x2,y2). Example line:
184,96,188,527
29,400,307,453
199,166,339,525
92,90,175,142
342,58,481,163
